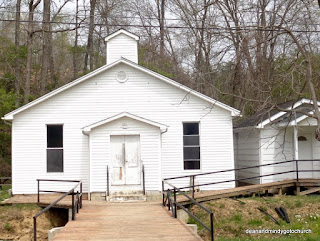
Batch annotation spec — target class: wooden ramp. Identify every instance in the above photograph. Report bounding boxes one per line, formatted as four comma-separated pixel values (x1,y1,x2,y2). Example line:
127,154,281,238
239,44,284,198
53,201,202,241
177,178,320,205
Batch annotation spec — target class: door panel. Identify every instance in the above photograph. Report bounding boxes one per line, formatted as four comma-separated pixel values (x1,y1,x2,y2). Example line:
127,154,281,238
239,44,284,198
298,133,313,178
110,135,141,185
125,135,141,184
110,136,125,185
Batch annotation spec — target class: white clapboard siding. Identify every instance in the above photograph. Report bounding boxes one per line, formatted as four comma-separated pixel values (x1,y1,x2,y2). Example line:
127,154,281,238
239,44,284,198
12,63,235,194
106,33,138,64
235,129,261,185
260,127,295,183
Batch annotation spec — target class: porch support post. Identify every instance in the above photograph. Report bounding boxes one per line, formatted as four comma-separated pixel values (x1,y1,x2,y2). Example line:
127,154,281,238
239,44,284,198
88,134,92,201
293,125,299,161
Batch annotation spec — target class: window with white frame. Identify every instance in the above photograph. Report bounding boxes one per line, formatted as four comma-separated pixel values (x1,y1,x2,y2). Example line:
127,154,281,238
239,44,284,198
47,125,63,172
183,122,200,170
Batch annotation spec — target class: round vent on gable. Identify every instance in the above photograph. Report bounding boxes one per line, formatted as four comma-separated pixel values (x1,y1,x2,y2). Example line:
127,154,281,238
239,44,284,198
116,71,128,83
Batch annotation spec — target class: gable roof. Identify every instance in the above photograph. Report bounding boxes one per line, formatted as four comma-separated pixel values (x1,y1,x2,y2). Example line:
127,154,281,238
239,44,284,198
3,58,240,120
235,98,320,129
105,29,139,42
82,112,168,134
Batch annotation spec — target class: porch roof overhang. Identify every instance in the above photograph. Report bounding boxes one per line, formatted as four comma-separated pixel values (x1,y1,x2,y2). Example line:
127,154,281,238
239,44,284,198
82,112,168,134
277,110,316,127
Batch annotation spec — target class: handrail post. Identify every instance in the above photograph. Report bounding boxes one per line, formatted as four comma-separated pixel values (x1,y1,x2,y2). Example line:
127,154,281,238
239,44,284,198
106,166,109,200
33,217,37,241
76,191,79,213
167,189,171,211
295,159,299,182
37,180,40,203
192,175,195,199
173,187,177,218
80,182,82,208
210,212,214,241
162,180,165,206
142,165,145,195
72,190,75,220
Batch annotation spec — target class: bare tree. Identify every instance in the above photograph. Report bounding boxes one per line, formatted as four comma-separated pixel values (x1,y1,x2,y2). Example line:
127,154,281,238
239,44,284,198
14,0,21,106
84,0,96,72
40,0,53,94
25,0,41,104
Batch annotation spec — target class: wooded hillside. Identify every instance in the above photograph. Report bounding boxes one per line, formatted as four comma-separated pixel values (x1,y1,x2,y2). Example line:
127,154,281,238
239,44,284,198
1,0,320,173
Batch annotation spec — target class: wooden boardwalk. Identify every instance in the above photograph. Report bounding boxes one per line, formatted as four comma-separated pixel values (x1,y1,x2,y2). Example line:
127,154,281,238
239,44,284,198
1,194,88,208
53,201,202,241
177,178,320,205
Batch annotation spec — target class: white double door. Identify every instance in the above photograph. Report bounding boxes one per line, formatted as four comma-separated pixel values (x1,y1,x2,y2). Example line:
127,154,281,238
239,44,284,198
110,135,141,185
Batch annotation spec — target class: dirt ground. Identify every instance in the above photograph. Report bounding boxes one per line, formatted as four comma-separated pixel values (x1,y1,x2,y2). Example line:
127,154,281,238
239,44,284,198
0,204,68,241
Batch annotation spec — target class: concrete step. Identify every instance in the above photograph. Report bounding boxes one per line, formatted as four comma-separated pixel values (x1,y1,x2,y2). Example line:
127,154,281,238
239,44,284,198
110,190,144,196
107,194,147,202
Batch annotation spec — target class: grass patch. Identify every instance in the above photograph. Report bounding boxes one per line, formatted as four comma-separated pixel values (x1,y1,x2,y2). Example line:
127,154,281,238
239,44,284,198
247,218,263,226
0,185,11,202
4,222,13,232
231,214,242,223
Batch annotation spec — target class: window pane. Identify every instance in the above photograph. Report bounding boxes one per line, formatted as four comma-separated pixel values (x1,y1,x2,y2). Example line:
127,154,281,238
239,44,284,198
183,136,199,146
47,149,63,172
47,125,63,148
183,123,199,135
184,146,200,160
184,161,200,170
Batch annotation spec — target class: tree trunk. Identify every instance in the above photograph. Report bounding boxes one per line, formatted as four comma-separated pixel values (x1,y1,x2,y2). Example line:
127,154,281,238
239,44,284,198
73,0,79,79
14,0,21,107
41,0,51,94
157,0,165,55
25,0,41,104
84,0,96,73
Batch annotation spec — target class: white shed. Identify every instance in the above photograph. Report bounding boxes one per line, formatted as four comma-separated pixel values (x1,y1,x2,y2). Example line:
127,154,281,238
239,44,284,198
3,29,240,200
234,98,320,185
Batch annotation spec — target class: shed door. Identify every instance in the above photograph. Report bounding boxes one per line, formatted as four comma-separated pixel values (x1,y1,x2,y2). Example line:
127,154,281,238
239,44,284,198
298,134,313,178
110,135,141,185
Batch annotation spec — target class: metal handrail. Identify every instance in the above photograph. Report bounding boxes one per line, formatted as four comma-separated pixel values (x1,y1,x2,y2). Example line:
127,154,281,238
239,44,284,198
33,180,82,241
163,187,214,240
106,165,109,200
162,159,320,240
163,159,320,198
142,164,145,195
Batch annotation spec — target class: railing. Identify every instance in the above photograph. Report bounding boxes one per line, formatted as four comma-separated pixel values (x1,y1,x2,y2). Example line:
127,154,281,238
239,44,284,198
142,164,145,195
162,159,320,241
33,179,82,241
0,177,11,189
164,159,320,198
106,165,109,200
162,184,214,240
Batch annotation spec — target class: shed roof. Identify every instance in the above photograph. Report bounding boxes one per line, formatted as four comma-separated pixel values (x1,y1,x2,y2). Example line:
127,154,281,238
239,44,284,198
235,98,320,129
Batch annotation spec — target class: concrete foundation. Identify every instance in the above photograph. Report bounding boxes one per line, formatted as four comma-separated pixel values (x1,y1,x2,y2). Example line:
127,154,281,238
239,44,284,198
48,227,63,241
177,209,189,223
187,224,198,234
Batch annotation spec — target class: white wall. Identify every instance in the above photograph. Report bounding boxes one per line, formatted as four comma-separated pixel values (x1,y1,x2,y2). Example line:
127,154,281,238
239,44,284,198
106,34,138,64
12,63,235,194
260,127,295,183
234,129,261,185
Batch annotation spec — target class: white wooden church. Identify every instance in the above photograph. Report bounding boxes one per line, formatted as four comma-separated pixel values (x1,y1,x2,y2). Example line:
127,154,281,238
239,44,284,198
3,29,240,200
